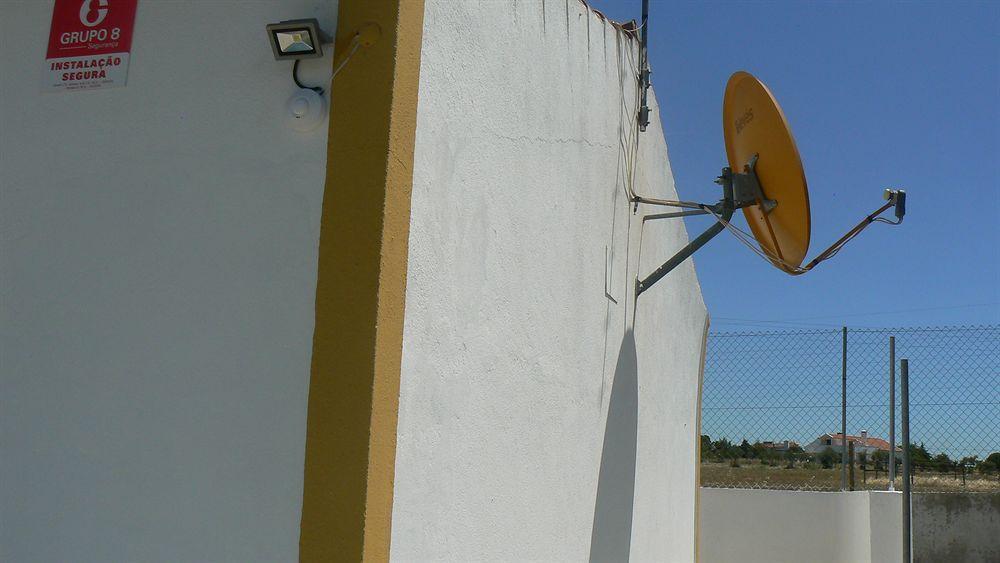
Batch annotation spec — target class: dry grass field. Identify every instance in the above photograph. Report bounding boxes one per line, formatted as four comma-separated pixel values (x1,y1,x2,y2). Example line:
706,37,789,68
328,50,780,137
700,461,1000,492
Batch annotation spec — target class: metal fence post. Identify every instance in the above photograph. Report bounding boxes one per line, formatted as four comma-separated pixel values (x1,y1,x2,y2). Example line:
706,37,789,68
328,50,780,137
889,335,896,491
841,326,848,491
849,441,856,491
901,358,911,563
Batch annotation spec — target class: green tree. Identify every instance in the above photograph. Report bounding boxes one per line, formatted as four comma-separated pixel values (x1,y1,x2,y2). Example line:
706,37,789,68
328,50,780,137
700,435,712,461
932,452,953,472
713,438,737,461
818,447,839,469
751,442,780,464
784,444,804,468
979,452,1000,474
909,443,931,465
872,450,889,467
959,455,978,467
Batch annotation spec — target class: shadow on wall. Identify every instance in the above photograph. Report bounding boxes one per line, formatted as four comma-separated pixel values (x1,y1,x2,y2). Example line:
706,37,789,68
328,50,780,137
589,330,638,563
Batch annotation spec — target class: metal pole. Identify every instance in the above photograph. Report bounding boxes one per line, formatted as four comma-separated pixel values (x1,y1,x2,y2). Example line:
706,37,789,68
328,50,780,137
637,0,650,131
849,441,856,491
901,358,911,563
841,326,848,491
889,336,896,491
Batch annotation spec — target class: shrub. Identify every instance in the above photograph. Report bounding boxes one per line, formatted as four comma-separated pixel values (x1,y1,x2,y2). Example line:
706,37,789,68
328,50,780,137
818,447,839,469
979,452,1000,474
932,453,953,472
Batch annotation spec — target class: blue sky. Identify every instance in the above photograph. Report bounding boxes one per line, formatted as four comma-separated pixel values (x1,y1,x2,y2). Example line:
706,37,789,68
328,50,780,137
588,1,999,331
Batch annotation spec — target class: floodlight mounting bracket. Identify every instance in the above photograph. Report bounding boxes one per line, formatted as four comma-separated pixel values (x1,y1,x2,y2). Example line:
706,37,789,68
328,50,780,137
633,156,771,298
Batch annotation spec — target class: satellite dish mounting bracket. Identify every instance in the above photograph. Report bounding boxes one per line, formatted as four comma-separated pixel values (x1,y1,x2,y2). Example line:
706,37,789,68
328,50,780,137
636,166,751,297
731,154,776,214
634,155,772,298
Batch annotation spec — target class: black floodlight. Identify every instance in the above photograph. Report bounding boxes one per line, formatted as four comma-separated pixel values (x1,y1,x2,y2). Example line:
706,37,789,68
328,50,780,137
266,19,326,60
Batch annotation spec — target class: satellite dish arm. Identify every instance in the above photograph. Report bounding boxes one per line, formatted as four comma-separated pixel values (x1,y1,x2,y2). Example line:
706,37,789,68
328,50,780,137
799,190,906,272
632,165,905,293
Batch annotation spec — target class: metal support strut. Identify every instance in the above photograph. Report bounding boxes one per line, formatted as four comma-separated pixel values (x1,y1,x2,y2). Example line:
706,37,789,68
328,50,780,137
635,168,737,297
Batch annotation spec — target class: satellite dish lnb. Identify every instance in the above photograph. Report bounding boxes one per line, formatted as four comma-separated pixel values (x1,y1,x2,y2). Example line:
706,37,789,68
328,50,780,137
634,71,907,297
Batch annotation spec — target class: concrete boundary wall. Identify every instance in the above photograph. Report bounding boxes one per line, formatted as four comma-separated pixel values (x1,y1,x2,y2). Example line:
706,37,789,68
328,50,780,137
699,489,902,563
913,493,1000,563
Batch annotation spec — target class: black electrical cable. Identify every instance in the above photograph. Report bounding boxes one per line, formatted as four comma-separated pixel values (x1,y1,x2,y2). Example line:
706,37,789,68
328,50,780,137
874,216,903,225
292,59,323,95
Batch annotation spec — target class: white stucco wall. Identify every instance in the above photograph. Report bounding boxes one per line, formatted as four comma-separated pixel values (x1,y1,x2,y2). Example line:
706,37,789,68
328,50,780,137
699,489,903,563
1,1,336,560
391,1,707,561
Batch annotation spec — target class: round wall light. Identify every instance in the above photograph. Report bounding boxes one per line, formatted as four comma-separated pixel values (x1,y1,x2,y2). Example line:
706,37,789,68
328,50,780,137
286,88,326,132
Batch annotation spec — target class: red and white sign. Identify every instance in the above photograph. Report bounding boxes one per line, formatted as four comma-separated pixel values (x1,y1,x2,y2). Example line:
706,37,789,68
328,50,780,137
42,0,138,92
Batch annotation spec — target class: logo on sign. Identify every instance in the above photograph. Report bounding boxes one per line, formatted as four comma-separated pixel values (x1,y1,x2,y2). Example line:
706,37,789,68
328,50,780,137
79,0,109,27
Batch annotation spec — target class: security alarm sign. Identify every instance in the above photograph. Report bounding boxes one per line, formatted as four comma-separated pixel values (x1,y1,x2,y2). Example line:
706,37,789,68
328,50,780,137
42,0,138,92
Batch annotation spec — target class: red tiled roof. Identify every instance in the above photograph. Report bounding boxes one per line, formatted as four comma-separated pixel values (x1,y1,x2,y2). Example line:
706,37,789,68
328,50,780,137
825,433,896,451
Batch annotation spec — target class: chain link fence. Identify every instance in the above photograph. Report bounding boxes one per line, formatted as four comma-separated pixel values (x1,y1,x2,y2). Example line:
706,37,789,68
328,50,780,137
699,325,999,493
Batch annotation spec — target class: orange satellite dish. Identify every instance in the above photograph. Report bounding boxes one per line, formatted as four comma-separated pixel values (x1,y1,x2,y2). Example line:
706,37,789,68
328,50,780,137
723,71,810,274
633,70,906,297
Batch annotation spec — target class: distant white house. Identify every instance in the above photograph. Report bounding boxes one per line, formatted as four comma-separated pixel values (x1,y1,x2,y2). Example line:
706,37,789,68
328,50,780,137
804,431,899,458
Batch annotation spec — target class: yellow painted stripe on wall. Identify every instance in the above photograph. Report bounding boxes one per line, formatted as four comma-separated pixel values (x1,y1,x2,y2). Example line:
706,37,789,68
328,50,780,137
298,0,424,561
